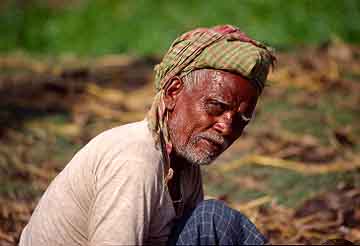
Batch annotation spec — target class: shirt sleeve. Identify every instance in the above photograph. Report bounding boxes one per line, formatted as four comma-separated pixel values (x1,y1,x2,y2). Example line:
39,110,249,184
88,158,163,245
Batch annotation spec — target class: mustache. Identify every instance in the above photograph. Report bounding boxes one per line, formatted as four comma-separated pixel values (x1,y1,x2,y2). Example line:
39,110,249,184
195,132,230,150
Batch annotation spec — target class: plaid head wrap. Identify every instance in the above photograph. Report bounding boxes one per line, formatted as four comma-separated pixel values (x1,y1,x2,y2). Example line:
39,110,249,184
147,25,275,181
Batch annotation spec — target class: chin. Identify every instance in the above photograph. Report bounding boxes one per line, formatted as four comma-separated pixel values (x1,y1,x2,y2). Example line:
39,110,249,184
174,140,223,166
185,150,220,166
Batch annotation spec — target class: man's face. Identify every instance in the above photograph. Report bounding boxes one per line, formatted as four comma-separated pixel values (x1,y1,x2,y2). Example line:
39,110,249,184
167,69,259,165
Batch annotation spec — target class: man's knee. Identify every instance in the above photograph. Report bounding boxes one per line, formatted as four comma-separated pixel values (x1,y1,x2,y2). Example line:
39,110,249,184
196,199,240,217
194,199,258,233
194,199,242,224
175,199,267,245
195,200,267,244
197,199,227,210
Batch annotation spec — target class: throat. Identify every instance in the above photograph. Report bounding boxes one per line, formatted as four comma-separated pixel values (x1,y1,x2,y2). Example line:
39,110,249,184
167,171,182,202
167,154,187,201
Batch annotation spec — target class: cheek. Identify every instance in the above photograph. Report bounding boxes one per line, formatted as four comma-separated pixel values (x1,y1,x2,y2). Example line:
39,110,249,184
171,101,213,144
190,103,215,131
169,104,197,145
182,112,207,142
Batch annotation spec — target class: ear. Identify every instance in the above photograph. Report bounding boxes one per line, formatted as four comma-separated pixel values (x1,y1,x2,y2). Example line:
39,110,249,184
163,76,183,110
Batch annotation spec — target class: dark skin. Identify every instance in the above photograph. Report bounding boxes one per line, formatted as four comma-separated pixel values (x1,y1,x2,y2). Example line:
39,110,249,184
164,69,259,201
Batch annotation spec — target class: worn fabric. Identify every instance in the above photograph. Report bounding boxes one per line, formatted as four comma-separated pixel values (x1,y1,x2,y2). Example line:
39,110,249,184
147,25,275,168
154,25,274,93
168,199,268,245
19,120,204,246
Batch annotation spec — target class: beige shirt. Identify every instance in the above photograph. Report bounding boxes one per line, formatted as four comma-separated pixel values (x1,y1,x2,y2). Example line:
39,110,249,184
20,120,203,246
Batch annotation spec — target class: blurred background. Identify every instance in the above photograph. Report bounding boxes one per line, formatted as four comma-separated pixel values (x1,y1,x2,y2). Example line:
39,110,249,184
0,0,359,244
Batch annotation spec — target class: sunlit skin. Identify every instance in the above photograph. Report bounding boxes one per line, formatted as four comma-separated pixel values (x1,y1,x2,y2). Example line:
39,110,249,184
164,69,259,199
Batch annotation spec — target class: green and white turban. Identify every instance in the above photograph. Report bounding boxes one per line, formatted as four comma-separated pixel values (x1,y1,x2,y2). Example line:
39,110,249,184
147,24,276,151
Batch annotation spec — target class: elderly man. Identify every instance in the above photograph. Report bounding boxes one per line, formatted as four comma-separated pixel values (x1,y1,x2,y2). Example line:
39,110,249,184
20,25,275,245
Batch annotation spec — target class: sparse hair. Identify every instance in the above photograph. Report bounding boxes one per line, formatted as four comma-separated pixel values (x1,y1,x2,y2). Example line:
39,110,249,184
180,69,207,91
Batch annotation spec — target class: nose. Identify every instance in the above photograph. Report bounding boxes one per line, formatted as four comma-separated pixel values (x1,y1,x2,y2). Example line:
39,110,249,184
213,112,233,136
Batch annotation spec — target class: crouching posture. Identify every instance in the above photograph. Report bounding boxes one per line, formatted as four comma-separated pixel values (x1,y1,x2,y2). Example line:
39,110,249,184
20,25,275,245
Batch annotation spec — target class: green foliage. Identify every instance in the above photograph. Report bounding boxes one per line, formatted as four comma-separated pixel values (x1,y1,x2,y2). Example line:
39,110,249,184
204,164,360,207
1,0,359,55
0,179,41,199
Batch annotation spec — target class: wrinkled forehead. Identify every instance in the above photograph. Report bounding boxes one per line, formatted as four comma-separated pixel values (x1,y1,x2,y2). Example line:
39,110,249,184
188,69,258,103
209,70,236,84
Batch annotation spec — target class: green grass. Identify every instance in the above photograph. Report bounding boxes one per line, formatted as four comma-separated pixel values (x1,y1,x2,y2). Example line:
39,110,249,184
251,86,360,144
1,0,360,56
203,164,360,207
52,136,82,164
0,178,41,200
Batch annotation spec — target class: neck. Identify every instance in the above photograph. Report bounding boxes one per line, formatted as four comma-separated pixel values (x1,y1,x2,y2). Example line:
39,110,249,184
169,152,190,173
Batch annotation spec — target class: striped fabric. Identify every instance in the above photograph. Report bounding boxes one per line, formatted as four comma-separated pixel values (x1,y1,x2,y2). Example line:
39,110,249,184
154,24,275,93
